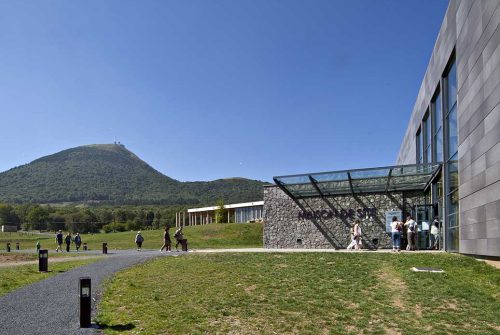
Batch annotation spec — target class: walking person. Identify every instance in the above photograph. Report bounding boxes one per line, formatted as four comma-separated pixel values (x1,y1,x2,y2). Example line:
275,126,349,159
135,231,144,251
74,233,82,252
405,215,417,251
174,227,184,251
64,232,72,252
55,230,63,252
430,217,440,250
346,223,357,250
353,219,362,251
391,216,402,252
160,227,172,252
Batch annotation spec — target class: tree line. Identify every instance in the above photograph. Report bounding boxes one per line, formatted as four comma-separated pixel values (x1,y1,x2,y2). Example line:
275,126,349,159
0,203,187,234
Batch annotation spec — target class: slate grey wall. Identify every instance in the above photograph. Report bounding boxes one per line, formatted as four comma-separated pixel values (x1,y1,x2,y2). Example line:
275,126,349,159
263,186,426,249
396,0,500,257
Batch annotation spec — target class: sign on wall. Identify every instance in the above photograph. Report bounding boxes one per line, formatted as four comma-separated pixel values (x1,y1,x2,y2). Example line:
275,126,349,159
298,207,376,221
385,210,402,233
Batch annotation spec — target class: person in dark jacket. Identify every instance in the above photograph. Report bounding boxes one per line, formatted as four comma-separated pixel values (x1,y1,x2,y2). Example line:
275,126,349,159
74,233,82,251
64,233,72,252
160,227,171,252
55,230,63,252
135,231,144,251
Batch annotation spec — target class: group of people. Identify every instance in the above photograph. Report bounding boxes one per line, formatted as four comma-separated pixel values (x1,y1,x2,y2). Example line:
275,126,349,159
55,230,82,252
390,215,441,252
134,227,187,252
347,215,441,252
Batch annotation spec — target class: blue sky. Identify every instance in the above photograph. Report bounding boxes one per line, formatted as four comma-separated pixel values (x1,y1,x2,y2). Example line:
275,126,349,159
0,0,448,182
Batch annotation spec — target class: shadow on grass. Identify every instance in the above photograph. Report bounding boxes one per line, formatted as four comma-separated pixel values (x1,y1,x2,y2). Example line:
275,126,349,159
96,323,135,331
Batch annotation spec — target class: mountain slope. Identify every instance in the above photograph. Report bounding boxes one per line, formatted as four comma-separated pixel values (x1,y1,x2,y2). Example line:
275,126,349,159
0,144,266,205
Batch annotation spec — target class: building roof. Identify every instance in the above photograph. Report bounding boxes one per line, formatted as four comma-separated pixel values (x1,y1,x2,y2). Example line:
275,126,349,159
187,201,264,213
273,163,441,199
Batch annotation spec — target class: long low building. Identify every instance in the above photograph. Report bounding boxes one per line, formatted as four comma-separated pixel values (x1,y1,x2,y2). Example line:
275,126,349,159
263,0,500,257
175,201,264,227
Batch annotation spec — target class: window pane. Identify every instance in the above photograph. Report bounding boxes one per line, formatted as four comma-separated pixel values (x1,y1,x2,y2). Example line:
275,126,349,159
447,62,457,110
448,155,459,191
433,93,442,132
448,189,459,215
447,106,458,157
425,116,431,151
447,225,459,251
416,130,423,164
435,129,443,162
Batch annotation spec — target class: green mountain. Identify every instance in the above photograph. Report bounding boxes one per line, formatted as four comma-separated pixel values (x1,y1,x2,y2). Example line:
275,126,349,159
0,144,267,205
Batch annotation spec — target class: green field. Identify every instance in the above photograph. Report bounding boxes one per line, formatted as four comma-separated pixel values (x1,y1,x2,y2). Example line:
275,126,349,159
0,223,263,251
97,253,500,335
0,257,102,297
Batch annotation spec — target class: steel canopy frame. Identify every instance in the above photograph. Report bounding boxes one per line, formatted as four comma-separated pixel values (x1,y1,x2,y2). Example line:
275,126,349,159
273,163,442,200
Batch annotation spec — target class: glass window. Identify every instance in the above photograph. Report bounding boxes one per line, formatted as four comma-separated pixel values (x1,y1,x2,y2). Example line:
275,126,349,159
433,93,442,132
416,128,423,164
447,226,459,251
447,106,458,157
432,91,443,162
448,190,459,221
448,153,459,192
435,130,443,162
423,114,431,163
447,62,457,111
444,57,459,252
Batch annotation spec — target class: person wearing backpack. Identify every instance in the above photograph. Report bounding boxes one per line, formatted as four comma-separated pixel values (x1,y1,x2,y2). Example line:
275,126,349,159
174,227,184,251
74,233,82,252
135,231,144,251
404,215,417,251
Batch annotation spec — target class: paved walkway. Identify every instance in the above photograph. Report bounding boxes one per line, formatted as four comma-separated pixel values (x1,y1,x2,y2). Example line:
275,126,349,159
0,250,183,335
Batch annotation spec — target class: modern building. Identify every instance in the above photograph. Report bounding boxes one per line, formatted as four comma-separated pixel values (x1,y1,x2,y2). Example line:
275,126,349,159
264,0,500,257
175,201,264,227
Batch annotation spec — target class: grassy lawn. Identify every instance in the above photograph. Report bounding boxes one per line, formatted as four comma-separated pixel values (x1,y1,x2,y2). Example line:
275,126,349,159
0,223,263,251
0,231,52,250
0,257,102,297
97,253,500,335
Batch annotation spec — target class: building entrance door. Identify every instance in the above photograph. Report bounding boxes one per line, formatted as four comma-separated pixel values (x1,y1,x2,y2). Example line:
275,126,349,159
414,205,435,250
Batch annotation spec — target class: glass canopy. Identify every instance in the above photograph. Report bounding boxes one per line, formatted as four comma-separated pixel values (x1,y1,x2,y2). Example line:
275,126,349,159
273,163,441,199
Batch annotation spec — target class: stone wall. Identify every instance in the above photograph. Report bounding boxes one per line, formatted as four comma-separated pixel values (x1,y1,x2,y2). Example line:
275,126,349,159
263,186,425,249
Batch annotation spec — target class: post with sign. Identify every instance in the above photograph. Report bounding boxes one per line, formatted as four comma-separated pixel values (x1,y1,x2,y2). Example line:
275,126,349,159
79,277,91,328
39,249,48,272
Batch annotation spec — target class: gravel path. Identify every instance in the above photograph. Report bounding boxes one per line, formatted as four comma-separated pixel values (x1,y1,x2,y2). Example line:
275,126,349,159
0,250,182,335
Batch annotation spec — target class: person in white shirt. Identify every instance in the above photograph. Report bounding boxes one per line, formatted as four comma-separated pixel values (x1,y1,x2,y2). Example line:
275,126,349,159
353,219,362,251
430,217,440,250
404,215,417,251
390,216,402,252
346,223,357,250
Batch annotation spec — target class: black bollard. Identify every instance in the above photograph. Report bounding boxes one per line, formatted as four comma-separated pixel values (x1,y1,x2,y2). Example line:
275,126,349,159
79,277,92,328
39,249,48,272
102,243,107,254
6,243,10,252
181,239,188,252
16,242,20,250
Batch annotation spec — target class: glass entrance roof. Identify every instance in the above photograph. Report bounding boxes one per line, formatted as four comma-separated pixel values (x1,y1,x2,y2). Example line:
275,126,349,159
273,163,441,199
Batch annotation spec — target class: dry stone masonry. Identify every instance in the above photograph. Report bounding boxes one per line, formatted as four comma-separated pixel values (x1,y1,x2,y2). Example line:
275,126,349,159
263,186,425,249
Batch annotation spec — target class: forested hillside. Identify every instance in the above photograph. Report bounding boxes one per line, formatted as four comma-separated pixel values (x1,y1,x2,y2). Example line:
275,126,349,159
0,144,266,205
